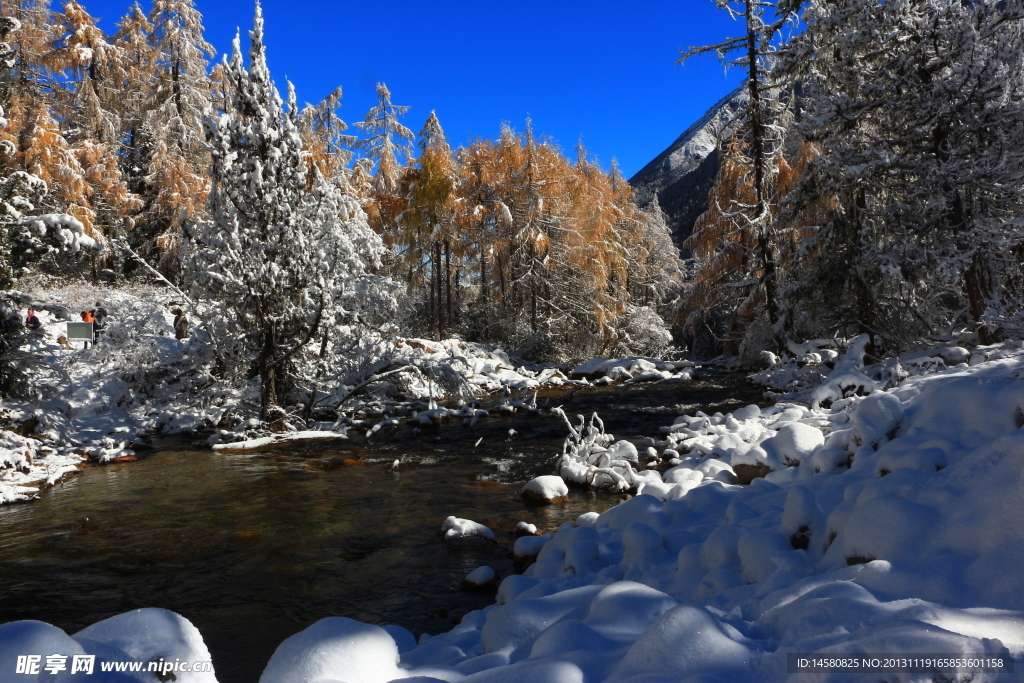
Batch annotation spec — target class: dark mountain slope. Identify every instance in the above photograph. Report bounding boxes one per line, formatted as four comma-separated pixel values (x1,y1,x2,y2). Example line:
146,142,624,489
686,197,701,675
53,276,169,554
629,87,746,254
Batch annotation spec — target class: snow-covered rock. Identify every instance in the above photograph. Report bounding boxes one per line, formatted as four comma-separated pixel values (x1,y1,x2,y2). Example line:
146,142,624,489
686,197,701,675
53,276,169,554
521,475,569,505
569,356,694,384
75,608,216,683
851,391,904,447
515,521,538,536
441,516,494,542
463,566,498,592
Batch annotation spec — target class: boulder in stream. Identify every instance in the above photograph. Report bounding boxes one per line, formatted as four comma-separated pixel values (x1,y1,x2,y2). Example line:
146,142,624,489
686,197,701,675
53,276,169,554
521,475,569,506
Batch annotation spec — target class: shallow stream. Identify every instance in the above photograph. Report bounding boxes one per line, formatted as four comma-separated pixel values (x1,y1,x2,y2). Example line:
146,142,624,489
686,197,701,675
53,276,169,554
0,373,761,683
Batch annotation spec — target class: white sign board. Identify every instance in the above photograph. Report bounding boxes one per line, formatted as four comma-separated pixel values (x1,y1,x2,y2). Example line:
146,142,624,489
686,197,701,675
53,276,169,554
66,322,93,340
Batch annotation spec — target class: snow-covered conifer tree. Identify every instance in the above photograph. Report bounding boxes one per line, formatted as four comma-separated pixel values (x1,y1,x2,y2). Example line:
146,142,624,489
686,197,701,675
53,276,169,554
354,82,413,246
110,3,156,197
776,0,1024,349
1,17,97,281
298,86,354,183
19,102,93,227
184,3,382,422
142,0,214,239
354,82,413,196
44,0,121,142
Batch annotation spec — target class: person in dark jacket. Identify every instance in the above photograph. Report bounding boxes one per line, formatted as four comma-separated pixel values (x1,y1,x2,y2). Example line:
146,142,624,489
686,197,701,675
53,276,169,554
25,308,41,332
26,308,43,350
92,301,108,341
93,301,108,335
172,308,189,340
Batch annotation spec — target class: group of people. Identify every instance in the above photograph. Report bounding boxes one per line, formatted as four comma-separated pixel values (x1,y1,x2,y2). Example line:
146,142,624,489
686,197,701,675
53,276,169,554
24,302,190,350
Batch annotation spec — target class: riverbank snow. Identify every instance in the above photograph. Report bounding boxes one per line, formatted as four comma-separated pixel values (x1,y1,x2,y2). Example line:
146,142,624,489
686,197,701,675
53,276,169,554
1,282,700,505
7,340,1024,681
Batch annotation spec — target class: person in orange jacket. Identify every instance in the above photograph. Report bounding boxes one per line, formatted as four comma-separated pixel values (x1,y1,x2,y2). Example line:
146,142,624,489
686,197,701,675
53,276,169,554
80,311,94,348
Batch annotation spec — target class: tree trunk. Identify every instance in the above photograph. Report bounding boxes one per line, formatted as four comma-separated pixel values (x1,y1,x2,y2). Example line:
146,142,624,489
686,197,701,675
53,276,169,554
318,330,329,358
445,239,452,329
497,253,506,310
480,249,488,304
965,252,1000,344
259,324,278,421
428,257,435,337
531,284,537,332
435,241,445,339
745,1,781,351
455,267,461,320
172,58,183,117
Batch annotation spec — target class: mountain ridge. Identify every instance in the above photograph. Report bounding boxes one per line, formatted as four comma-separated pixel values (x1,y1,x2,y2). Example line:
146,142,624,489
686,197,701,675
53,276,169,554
629,86,747,254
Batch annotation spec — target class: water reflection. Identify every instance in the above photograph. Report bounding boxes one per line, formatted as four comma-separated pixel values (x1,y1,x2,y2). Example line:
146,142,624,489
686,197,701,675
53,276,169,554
0,442,615,683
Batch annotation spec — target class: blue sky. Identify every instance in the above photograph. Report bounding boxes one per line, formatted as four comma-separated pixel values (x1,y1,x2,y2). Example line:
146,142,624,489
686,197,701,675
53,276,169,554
81,0,745,178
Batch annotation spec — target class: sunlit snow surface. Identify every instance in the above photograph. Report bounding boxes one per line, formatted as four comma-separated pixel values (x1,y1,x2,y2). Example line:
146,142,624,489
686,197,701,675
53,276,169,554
6,342,1024,681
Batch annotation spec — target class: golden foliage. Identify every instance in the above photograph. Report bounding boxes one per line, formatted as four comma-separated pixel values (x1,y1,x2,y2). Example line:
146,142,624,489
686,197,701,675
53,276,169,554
678,136,816,327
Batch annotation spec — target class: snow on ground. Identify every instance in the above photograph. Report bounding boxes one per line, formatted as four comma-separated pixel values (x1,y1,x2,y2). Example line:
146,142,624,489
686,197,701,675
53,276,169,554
0,608,216,683
8,340,1024,681
209,429,349,451
0,282,205,502
1,281,700,505
0,422,84,504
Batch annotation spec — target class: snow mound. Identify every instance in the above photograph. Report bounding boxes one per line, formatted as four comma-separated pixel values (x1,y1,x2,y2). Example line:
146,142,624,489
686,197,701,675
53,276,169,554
851,391,904,447
260,617,403,683
0,621,87,677
0,609,217,683
74,608,216,683
465,566,497,587
441,516,494,541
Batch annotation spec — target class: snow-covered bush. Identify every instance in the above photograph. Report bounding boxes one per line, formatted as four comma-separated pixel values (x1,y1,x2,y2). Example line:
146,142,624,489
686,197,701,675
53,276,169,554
608,304,672,358
553,409,641,491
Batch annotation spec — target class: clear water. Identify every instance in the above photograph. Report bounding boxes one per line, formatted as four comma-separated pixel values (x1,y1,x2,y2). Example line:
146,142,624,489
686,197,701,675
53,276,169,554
0,376,760,683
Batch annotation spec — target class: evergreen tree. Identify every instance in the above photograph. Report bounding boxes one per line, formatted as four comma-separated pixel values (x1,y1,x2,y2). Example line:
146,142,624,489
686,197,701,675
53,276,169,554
1,14,96,399
298,86,354,183
185,4,381,421
143,0,214,238
353,82,413,195
354,82,413,248
111,2,156,197
20,102,92,227
45,0,140,238
44,0,120,142
0,0,56,121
